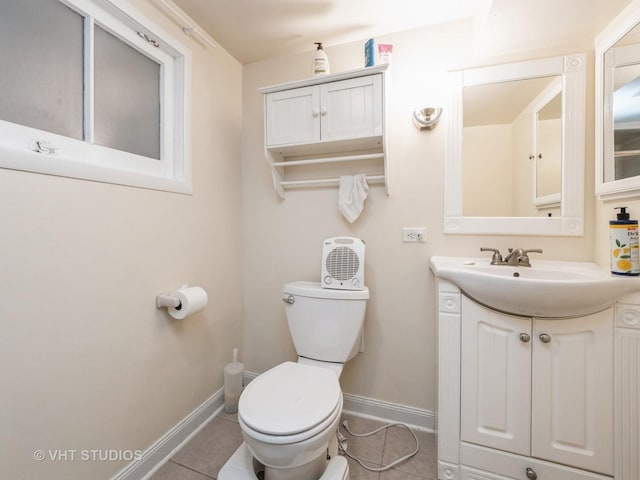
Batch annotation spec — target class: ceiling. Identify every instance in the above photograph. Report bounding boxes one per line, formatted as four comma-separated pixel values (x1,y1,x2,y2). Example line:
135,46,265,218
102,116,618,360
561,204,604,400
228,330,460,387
464,77,559,127
170,0,631,64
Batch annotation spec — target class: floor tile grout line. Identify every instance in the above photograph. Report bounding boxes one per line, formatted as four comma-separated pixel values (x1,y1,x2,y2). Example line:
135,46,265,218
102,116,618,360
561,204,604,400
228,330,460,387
170,459,217,479
216,413,239,425
380,424,426,477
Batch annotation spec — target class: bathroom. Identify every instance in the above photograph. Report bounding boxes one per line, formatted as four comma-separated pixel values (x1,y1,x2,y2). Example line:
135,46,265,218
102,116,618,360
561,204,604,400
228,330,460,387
1,0,638,479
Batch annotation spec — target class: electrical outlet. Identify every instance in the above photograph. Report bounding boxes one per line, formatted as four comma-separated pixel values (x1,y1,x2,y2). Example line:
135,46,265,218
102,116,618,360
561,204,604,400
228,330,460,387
402,227,427,243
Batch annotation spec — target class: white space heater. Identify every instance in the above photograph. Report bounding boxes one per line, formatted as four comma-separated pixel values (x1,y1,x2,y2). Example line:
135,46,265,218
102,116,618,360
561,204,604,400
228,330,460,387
321,237,366,290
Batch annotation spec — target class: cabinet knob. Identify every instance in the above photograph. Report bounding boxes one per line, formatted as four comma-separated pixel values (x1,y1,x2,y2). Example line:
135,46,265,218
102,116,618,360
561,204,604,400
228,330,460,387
539,333,551,343
320,107,328,116
525,467,538,480
519,333,531,342
312,109,320,117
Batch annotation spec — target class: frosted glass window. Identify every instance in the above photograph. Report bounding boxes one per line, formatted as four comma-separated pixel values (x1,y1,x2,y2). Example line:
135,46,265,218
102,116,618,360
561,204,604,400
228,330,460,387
0,0,190,193
0,0,84,139
94,26,161,160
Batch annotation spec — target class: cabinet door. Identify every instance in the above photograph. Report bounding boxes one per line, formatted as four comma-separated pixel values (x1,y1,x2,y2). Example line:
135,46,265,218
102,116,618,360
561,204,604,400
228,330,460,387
320,74,383,141
265,86,320,146
461,297,532,455
532,308,614,475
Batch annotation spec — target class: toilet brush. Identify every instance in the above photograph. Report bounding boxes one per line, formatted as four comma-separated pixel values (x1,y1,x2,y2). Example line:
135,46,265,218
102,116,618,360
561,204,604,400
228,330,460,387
224,348,244,413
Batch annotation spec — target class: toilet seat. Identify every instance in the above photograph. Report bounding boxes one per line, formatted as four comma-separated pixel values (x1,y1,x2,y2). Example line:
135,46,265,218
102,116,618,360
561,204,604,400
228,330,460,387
239,362,342,441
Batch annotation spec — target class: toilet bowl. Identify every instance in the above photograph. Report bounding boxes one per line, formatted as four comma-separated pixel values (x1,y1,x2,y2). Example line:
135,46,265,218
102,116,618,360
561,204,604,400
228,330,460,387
219,281,368,480
238,362,342,478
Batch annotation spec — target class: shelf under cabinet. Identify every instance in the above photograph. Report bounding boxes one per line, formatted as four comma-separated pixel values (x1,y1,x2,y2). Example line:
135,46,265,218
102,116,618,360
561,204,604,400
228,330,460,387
265,145,387,198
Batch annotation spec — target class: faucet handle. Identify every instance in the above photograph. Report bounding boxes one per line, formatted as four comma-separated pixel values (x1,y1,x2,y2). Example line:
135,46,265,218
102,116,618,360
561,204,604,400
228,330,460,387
519,249,543,267
480,247,504,265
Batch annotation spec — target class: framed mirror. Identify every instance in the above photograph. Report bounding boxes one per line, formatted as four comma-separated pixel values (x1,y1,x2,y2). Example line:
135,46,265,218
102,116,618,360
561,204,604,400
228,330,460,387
596,2,640,199
445,54,586,235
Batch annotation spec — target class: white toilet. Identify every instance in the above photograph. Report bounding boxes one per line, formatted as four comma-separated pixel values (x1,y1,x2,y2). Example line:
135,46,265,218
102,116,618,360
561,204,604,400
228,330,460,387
219,280,369,480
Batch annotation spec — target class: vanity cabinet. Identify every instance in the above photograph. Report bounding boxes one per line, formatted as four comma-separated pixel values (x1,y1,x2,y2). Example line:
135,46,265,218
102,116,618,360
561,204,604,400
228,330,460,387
436,280,615,480
461,297,613,475
259,65,389,198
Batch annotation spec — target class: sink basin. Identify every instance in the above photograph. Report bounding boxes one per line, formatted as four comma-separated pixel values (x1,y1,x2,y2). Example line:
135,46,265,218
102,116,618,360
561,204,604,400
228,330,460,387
430,256,640,317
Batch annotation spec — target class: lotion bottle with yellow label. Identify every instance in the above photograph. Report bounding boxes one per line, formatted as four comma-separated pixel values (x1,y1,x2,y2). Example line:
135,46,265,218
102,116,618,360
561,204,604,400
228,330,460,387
610,207,640,276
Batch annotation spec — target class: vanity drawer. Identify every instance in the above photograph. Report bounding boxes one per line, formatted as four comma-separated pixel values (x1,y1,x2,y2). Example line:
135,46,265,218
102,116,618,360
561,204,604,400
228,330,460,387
461,442,612,480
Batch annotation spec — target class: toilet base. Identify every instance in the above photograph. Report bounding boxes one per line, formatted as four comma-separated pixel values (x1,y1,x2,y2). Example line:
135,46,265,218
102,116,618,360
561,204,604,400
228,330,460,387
265,454,326,480
218,443,349,480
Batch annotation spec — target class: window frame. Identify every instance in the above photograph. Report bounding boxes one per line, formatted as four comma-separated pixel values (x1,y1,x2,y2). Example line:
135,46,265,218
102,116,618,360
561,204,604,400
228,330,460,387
0,0,192,194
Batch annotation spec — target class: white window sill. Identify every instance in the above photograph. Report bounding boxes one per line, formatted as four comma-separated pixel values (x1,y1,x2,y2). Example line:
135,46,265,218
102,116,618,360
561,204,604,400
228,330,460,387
0,145,192,194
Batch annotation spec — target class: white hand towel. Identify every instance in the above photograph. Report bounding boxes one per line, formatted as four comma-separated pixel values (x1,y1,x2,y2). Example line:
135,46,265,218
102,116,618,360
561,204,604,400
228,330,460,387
338,174,369,223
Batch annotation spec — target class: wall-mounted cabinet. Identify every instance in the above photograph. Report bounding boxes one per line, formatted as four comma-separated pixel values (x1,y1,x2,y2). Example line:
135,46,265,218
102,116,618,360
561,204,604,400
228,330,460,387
259,65,389,198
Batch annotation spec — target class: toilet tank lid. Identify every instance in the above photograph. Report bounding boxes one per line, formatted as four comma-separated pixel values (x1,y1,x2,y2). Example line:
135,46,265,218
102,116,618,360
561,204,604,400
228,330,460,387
239,362,341,436
284,281,369,300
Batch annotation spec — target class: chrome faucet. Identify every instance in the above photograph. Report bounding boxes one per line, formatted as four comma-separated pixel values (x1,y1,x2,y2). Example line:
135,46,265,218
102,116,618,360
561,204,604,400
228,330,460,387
504,248,543,267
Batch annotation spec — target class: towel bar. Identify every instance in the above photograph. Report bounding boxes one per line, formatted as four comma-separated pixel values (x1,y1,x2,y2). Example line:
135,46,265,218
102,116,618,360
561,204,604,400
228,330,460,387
280,174,385,188
272,153,384,167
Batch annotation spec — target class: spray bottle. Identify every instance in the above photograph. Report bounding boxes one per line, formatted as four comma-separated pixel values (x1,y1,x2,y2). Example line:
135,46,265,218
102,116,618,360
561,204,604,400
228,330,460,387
224,348,244,413
610,207,640,276
312,42,330,77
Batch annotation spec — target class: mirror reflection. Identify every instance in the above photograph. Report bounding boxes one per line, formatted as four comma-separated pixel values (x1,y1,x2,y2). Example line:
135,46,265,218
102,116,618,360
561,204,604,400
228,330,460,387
604,24,640,183
535,88,562,204
612,50,640,180
462,76,562,217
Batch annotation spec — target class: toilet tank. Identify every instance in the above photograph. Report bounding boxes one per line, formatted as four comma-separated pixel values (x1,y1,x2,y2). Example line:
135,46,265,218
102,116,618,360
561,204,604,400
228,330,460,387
283,281,369,363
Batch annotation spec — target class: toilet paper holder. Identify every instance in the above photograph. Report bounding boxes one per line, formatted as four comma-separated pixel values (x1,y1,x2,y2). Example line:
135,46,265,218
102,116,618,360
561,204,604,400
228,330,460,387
156,285,208,320
156,294,181,309
156,283,189,309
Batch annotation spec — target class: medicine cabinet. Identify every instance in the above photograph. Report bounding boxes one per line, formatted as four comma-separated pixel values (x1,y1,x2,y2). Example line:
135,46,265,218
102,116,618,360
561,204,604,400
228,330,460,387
532,79,562,209
596,1,640,199
259,65,389,199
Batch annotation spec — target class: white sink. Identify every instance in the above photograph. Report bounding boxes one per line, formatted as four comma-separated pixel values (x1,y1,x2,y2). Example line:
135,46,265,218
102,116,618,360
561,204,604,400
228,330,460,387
430,256,640,317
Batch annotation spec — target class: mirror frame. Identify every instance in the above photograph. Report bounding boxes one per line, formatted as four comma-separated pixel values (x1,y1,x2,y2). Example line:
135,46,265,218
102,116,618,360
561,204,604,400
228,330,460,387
595,1,640,199
445,53,586,236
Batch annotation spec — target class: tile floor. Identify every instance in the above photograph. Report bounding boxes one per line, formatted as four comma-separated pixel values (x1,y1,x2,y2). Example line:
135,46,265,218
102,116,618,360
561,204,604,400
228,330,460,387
150,411,437,480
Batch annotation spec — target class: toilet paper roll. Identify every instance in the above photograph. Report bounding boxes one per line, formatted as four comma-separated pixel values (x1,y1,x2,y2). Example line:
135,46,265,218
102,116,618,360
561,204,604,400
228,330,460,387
168,286,208,320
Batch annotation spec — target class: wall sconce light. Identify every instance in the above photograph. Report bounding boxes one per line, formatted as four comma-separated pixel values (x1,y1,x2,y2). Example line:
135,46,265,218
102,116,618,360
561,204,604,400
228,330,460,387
413,107,443,130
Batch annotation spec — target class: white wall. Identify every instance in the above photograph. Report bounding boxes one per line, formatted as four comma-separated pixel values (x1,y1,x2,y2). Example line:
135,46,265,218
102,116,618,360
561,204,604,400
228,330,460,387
0,2,243,479
241,20,598,415
463,124,513,216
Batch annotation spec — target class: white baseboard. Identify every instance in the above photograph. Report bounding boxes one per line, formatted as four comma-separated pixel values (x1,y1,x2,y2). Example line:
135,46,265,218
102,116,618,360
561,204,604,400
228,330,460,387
243,371,435,432
111,387,225,480
342,393,435,432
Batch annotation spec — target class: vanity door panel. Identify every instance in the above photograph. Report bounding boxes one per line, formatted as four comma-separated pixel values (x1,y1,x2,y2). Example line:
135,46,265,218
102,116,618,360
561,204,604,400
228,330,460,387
532,309,614,475
461,297,531,456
